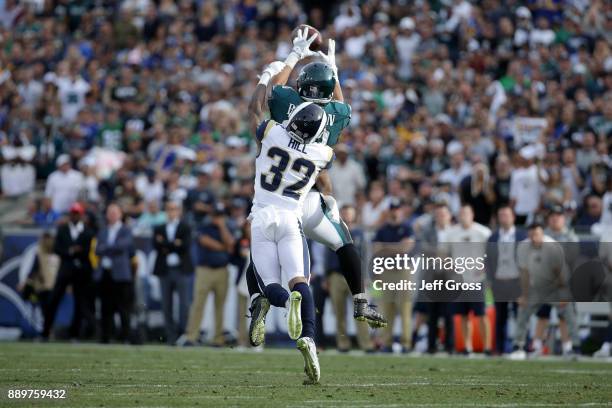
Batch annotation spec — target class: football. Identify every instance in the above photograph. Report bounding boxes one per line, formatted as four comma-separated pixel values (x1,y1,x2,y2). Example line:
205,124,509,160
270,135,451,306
292,24,323,51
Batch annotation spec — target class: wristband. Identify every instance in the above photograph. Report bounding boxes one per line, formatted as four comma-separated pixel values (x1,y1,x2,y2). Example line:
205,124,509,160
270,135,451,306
284,51,300,69
258,71,271,86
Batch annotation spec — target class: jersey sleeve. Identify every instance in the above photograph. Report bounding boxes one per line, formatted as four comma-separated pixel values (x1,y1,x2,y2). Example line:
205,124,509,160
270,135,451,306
255,120,275,142
325,101,352,146
268,86,302,123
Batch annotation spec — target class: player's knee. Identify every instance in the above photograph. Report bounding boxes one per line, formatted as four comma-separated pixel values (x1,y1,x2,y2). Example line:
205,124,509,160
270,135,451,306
288,276,308,290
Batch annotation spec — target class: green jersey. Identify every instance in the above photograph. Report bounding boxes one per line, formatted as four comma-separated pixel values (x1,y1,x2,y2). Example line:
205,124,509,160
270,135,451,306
268,85,351,146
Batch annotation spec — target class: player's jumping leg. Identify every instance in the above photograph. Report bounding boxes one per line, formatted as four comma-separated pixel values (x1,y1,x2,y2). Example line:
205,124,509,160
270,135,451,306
246,260,270,347
279,221,319,384
290,278,319,383
304,193,387,328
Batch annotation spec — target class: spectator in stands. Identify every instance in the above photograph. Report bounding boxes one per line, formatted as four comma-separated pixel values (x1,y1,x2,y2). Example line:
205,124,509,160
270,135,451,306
417,200,454,354
180,202,235,347
576,195,603,230
44,155,84,214
95,203,135,343
42,202,95,340
460,163,494,226
135,200,167,232
361,181,390,234
18,232,59,317
185,169,215,227
439,142,470,214
31,197,61,227
510,146,544,225
440,204,492,355
373,198,414,352
0,142,36,197
490,155,513,210
152,201,192,345
326,204,373,352
328,143,366,207
486,206,526,355
532,206,581,356
593,236,612,358
510,223,578,360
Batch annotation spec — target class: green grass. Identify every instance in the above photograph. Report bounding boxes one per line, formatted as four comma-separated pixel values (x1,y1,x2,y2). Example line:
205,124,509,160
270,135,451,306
0,342,611,407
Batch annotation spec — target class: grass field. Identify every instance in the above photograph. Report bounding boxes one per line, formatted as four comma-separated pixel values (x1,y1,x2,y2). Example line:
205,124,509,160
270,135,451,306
0,343,611,407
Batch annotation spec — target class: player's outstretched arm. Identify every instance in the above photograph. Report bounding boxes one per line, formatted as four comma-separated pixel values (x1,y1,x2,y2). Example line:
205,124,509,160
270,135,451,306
248,83,268,136
249,62,285,136
318,39,344,102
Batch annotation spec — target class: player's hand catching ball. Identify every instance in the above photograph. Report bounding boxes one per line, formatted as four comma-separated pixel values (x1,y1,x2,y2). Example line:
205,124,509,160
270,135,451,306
285,26,318,69
318,39,338,78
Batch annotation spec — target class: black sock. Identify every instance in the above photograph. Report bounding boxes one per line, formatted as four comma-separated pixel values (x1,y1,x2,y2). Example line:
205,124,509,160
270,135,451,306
606,322,612,343
246,260,263,298
292,282,315,339
336,243,364,295
263,283,289,308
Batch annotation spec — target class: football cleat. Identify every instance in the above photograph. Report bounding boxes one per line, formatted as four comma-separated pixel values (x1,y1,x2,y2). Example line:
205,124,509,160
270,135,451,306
593,343,611,358
297,337,320,384
354,299,388,328
287,291,303,340
248,296,270,347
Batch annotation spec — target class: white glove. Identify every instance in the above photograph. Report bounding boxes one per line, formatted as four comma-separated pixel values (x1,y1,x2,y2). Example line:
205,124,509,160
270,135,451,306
322,194,340,223
317,39,338,78
284,27,318,69
258,61,285,86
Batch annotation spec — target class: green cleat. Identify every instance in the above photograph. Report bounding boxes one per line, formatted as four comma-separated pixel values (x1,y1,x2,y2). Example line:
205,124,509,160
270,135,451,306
248,296,270,347
297,337,320,384
287,291,303,340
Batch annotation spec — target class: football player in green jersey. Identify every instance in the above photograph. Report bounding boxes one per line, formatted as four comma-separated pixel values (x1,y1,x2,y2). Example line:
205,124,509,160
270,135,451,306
246,28,387,348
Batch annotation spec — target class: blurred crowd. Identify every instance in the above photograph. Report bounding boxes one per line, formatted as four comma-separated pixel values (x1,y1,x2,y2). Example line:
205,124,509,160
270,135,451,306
1,0,612,355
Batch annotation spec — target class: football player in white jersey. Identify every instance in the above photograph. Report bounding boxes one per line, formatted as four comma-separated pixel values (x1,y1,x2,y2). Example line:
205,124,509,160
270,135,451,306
247,28,387,350
250,102,333,384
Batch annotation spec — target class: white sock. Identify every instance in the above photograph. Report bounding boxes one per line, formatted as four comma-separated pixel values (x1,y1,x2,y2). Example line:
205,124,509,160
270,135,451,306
601,342,611,352
533,339,543,351
563,340,573,353
353,293,367,301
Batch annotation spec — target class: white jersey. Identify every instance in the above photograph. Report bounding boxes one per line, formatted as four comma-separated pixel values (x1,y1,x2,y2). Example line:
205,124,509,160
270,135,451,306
253,120,333,214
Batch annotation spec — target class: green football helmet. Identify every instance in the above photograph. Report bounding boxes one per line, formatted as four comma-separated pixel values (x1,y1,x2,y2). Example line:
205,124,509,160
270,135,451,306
296,62,336,104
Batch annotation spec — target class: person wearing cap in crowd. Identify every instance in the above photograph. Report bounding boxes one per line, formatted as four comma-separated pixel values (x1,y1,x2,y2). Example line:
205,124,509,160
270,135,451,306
42,202,95,340
184,167,216,227
510,223,578,360
44,154,85,213
395,16,420,80
179,202,235,347
373,198,415,352
152,200,193,345
530,205,580,356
